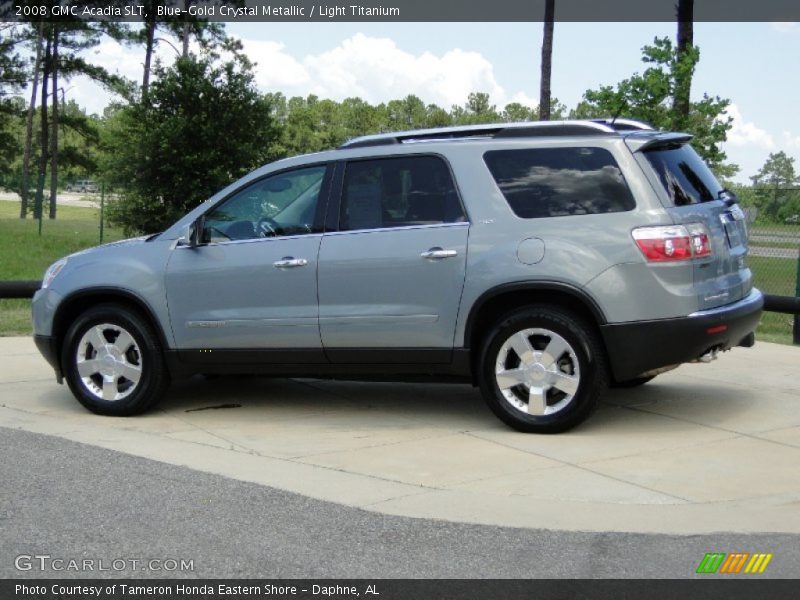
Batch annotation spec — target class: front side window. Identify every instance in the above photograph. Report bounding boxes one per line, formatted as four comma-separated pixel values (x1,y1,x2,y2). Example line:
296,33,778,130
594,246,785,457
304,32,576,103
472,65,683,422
642,144,723,206
202,165,327,243
339,155,465,231
484,147,636,219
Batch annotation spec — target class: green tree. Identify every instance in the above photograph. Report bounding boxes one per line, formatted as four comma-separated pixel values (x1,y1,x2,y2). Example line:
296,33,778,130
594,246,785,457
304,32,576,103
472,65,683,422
137,0,235,99
424,103,452,128
750,151,800,222
57,99,102,178
501,99,564,122
451,92,502,125
383,95,429,130
104,53,278,234
572,37,736,179
0,24,27,191
19,22,44,218
276,94,338,155
339,96,381,137
502,102,537,122
16,19,133,220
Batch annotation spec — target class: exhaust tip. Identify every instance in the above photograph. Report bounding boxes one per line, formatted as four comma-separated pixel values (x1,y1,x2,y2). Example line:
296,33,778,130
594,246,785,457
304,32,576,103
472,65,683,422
694,348,720,363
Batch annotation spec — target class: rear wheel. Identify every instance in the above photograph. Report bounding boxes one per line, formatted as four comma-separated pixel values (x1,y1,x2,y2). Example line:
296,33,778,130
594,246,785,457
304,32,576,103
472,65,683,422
477,306,608,433
62,304,169,416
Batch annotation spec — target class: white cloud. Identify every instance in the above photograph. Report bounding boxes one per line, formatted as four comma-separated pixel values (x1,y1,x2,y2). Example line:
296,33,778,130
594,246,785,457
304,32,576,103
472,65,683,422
66,32,536,115
723,103,775,149
67,35,183,115
507,91,540,108
242,33,528,110
783,130,800,149
239,40,310,88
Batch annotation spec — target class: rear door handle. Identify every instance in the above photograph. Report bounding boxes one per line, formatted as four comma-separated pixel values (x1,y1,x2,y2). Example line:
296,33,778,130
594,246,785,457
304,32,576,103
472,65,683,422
273,257,308,268
420,247,458,260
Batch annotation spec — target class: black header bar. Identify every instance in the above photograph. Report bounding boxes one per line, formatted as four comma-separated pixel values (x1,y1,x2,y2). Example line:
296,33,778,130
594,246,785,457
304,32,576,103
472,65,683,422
3,0,800,22
3,579,799,600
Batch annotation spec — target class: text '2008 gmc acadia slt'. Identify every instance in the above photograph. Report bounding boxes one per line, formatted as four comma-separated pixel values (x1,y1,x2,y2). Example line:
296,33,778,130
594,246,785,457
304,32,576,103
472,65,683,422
32,119,763,433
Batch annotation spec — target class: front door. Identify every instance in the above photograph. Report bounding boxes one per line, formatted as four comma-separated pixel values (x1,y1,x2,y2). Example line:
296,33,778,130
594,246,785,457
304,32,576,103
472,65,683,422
165,164,331,360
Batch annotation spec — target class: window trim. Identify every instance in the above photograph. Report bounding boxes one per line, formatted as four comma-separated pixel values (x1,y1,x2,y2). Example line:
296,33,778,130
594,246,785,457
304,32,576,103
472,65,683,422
323,221,469,238
194,161,334,247
482,146,636,220
328,152,469,233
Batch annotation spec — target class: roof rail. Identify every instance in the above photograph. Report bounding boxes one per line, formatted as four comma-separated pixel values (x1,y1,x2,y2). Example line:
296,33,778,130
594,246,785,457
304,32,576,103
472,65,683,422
338,120,619,149
591,118,654,131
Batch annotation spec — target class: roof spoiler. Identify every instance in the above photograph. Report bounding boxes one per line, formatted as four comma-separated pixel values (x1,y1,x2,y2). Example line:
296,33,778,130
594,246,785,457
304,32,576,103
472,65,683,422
627,132,693,153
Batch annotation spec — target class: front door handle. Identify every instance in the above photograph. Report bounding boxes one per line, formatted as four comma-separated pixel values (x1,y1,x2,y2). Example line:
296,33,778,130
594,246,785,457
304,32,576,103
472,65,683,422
420,247,458,260
273,257,308,268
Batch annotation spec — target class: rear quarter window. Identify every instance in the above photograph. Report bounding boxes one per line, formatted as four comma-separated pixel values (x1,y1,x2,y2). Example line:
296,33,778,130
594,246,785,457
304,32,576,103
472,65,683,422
483,147,635,219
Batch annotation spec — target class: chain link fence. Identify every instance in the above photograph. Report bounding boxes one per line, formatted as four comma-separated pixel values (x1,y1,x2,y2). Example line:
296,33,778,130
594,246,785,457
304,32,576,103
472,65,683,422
741,187,800,344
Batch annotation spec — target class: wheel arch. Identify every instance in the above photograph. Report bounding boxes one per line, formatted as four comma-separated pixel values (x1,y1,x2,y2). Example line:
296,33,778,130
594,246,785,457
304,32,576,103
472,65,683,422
52,287,171,376
464,282,608,378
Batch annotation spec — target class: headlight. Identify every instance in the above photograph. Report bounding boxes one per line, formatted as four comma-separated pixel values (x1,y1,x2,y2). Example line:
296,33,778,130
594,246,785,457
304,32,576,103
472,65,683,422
42,258,68,289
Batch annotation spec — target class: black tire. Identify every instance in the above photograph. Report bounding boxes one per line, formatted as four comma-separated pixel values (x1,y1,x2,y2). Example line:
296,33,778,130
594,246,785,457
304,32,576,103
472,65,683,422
477,306,608,433
610,375,656,388
62,304,169,416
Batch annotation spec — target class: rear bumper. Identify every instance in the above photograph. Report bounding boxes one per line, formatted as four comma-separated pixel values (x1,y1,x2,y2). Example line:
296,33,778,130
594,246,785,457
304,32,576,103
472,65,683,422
601,289,764,382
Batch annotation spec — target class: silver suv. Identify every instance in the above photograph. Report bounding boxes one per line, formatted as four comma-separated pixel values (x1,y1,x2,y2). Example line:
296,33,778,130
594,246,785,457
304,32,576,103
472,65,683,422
66,180,98,193
32,120,763,433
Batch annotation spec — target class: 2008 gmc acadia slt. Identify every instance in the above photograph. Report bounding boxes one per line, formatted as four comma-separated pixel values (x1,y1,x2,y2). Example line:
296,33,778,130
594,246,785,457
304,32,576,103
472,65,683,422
32,119,763,432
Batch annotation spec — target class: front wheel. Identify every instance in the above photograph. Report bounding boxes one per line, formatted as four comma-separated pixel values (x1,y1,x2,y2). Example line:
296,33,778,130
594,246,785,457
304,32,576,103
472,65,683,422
62,304,169,416
477,306,608,433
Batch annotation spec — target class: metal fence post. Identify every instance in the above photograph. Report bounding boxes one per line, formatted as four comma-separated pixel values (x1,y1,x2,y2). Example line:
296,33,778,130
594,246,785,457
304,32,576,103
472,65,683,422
99,181,105,243
35,172,45,236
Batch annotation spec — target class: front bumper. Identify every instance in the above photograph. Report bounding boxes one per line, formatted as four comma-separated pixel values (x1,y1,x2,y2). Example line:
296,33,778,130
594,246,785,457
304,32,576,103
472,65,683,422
601,289,764,382
34,334,60,374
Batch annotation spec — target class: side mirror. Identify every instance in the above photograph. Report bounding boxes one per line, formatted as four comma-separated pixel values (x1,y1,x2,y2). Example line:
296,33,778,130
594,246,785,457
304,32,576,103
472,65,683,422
176,218,203,248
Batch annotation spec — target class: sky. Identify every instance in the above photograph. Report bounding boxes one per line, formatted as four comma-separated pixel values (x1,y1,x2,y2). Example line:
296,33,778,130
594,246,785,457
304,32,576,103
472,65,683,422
66,21,800,183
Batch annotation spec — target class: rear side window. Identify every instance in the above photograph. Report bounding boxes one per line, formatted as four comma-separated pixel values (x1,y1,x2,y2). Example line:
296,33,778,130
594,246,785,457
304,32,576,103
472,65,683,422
484,147,635,219
643,144,723,206
340,155,465,231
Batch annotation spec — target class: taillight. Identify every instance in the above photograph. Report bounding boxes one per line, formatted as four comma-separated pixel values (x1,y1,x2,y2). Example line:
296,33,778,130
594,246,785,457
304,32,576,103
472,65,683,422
686,223,711,257
632,224,712,262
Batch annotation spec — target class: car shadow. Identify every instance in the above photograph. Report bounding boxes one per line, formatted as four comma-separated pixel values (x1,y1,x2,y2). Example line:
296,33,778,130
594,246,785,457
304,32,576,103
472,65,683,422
151,374,751,434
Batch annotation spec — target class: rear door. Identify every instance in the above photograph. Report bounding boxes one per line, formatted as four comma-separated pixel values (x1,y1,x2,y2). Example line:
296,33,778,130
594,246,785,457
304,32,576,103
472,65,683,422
317,154,469,362
636,142,750,310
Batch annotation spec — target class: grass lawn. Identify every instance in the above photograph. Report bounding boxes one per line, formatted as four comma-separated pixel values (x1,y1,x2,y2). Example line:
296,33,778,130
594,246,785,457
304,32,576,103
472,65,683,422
0,201,124,336
0,201,797,345
748,255,798,297
750,223,800,236
748,255,798,345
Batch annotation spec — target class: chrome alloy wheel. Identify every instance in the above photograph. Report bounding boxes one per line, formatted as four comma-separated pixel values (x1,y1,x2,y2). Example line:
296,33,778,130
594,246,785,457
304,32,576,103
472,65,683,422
75,323,143,401
494,328,581,416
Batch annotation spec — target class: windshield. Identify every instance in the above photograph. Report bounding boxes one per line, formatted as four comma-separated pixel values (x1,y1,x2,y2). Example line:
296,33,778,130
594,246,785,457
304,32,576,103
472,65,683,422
643,144,723,206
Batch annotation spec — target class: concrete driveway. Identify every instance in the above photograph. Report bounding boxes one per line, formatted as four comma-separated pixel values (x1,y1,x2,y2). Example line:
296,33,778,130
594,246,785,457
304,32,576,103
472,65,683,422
0,336,798,535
